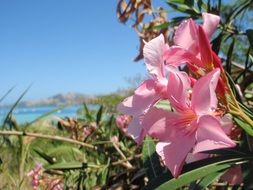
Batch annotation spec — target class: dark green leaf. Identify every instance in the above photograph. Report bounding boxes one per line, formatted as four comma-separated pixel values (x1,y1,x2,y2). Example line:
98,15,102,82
246,29,253,49
3,85,32,129
166,2,200,15
96,105,103,125
34,149,55,164
154,155,252,190
0,86,15,104
142,137,164,180
157,156,252,190
211,32,223,54
83,103,93,121
200,147,249,156
46,162,86,170
225,38,235,74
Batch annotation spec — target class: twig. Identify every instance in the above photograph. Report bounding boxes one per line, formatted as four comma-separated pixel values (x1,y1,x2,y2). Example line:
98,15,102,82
112,154,141,166
111,140,134,169
0,130,95,149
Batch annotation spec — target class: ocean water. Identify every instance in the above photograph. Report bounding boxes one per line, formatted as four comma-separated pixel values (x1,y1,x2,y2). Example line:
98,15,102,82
0,105,83,124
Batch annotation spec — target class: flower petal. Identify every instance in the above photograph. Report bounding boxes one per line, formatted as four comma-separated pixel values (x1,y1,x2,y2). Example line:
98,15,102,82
164,46,204,68
202,12,220,39
167,66,191,111
192,68,220,115
142,107,179,141
156,132,195,177
193,115,236,153
128,117,145,144
198,26,213,66
174,19,199,55
117,79,157,116
143,34,165,79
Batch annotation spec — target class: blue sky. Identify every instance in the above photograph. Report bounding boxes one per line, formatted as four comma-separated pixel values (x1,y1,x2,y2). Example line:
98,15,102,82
0,0,149,103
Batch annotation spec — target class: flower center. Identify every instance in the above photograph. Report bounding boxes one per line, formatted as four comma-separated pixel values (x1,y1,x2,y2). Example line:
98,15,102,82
174,110,198,135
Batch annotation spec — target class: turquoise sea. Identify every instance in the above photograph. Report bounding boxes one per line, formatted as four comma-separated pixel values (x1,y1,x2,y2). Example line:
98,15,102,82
0,105,83,124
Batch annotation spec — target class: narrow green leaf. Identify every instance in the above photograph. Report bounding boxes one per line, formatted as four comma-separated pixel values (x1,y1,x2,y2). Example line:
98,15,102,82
238,102,253,119
46,162,86,170
166,2,200,15
193,170,226,190
154,155,252,190
151,22,170,30
142,137,164,180
201,147,249,156
3,85,32,129
234,117,253,136
246,29,253,49
225,38,235,74
83,103,93,121
96,105,103,125
34,149,55,164
0,86,15,104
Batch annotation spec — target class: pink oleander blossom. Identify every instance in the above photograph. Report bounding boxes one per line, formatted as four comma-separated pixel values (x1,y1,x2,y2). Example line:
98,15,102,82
117,34,169,144
164,13,220,70
142,67,236,177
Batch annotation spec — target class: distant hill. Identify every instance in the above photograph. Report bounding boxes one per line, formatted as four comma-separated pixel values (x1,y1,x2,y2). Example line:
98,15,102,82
0,89,134,108
17,92,93,107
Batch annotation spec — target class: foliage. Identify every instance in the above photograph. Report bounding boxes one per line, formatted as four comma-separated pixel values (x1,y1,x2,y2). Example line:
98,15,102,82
1,0,253,189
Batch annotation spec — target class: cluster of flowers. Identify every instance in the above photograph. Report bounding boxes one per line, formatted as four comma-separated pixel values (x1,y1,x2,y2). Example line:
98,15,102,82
27,163,64,190
27,163,43,190
117,13,239,178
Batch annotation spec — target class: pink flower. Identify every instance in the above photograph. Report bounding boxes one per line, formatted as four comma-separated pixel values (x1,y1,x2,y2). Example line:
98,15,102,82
142,68,235,177
164,13,220,70
116,115,130,134
27,163,43,190
117,34,168,144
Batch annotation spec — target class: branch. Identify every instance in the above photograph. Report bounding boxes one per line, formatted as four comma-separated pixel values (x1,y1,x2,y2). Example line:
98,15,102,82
0,130,95,149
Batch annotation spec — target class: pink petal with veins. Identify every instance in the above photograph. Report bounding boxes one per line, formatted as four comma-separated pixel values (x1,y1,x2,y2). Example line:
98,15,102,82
192,69,220,115
143,34,165,80
193,115,236,153
202,12,220,39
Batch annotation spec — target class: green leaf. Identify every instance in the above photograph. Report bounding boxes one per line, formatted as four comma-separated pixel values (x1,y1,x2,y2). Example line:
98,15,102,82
200,147,249,156
83,103,93,121
142,137,164,180
166,1,200,15
151,22,170,30
3,85,32,129
34,149,55,164
168,0,194,7
234,117,253,137
154,155,252,190
0,86,15,104
96,105,103,125
46,162,86,170
193,170,226,190
238,102,253,119
246,29,253,49
225,38,235,74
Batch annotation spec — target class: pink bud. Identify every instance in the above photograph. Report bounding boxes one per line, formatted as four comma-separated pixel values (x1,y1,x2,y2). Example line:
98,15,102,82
116,115,130,134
